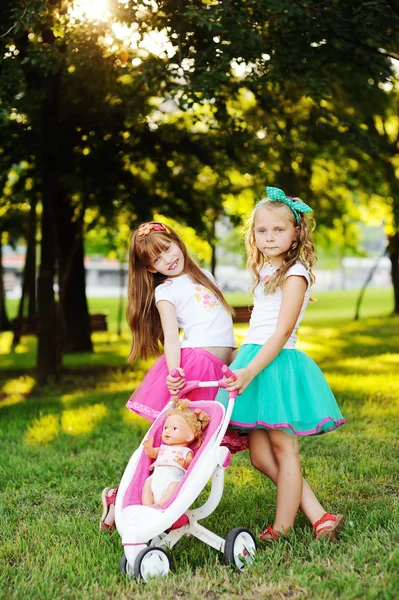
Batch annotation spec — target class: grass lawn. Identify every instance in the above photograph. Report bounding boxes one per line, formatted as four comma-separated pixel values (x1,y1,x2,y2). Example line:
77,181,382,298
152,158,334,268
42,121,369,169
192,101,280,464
1,288,398,599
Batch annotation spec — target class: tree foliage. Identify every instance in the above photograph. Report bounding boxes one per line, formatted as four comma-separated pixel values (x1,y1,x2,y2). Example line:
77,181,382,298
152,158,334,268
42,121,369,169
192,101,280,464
0,0,398,380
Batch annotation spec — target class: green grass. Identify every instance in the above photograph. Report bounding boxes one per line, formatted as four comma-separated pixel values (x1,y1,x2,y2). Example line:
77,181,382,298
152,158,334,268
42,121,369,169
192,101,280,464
2,286,394,372
1,289,398,599
4,285,394,331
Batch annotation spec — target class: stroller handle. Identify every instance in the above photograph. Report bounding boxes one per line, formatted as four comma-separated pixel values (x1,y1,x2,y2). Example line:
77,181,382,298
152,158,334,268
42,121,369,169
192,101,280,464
170,365,237,381
221,364,237,381
169,366,238,401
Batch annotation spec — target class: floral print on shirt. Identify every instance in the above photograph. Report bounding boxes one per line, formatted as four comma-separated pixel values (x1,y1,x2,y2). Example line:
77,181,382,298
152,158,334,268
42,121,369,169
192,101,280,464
193,283,220,311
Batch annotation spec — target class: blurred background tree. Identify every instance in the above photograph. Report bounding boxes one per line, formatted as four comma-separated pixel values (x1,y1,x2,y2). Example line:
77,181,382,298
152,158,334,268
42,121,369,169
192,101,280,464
0,0,397,382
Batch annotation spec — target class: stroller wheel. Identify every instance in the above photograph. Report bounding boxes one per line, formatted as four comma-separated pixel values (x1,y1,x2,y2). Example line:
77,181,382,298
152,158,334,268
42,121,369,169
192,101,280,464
134,547,170,582
120,552,134,577
224,528,256,572
119,553,134,577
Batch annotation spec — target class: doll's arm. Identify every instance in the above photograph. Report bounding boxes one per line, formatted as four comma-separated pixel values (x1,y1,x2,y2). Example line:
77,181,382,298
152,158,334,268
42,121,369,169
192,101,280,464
143,437,160,459
175,449,194,469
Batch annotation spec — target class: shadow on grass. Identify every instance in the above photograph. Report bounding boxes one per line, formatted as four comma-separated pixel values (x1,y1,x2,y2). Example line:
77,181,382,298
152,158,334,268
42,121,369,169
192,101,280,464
1,314,398,453
300,316,399,368
1,312,399,598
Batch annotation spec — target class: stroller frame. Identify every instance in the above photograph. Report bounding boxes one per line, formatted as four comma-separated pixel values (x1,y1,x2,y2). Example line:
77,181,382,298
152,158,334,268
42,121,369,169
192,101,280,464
116,367,256,581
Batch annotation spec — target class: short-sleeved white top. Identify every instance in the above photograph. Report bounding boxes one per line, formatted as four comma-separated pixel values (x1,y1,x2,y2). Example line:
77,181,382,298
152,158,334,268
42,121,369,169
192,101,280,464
154,271,237,349
243,262,310,349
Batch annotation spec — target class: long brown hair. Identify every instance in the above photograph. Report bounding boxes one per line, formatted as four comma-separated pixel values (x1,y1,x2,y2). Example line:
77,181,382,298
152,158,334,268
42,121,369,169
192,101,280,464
127,221,233,362
245,200,316,295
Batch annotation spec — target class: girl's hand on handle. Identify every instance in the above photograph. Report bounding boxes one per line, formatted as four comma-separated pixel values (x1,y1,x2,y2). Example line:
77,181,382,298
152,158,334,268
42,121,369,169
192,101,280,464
222,364,237,381
166,367,186,394
225,368,253,395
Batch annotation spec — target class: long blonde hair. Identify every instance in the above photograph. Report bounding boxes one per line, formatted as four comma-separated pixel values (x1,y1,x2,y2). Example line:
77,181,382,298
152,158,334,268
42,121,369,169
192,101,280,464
245,199,316,294
127,221,233,362
167,398,210,449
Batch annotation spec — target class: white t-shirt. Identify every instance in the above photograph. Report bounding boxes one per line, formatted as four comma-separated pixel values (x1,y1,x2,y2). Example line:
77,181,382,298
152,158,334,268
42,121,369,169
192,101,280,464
155,271,237,349
243,262,310,350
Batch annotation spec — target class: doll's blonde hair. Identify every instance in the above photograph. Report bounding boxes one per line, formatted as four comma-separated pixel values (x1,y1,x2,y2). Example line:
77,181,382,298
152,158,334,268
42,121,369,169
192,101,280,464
167,398,210,449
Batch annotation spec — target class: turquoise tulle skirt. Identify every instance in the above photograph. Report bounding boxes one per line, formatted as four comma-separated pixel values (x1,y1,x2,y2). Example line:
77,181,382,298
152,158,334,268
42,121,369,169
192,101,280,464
216,344,345,437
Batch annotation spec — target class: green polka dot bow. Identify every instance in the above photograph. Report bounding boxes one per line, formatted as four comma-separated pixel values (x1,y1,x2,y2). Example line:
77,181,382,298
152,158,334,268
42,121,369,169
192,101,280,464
259,186,313,224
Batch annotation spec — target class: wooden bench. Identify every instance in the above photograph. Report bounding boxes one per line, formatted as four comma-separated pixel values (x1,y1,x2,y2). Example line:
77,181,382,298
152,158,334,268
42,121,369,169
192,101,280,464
12,315,38,336
232,305,252,324
11,313,108,336
89,313,108,332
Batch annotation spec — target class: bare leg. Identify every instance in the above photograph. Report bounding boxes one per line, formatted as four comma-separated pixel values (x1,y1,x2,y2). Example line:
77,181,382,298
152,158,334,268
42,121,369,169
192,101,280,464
100,486,118,531
104,503,115,528
142,479,154,506
266,429,303,533
248,430,332,527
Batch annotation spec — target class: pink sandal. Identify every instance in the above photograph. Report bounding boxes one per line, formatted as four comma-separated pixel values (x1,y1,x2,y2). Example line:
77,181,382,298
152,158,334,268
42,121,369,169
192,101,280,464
313,512,345,540
99,487,118,531
259,525,279,543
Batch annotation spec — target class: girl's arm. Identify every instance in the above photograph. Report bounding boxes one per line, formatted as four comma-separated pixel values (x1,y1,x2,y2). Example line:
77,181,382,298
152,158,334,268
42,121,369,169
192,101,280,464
157,300,185,391
227,276,307,394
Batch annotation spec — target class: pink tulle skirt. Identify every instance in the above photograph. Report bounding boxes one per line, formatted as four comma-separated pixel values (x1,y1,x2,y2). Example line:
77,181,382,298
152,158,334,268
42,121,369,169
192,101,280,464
126,347,247,454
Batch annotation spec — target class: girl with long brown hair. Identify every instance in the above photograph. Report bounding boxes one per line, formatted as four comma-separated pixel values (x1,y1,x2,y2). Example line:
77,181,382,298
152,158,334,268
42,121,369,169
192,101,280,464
125,221,236,413
100,221,246,530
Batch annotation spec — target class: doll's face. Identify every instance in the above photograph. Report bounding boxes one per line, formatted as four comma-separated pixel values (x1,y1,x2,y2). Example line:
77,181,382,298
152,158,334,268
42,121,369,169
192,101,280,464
162,414,195,446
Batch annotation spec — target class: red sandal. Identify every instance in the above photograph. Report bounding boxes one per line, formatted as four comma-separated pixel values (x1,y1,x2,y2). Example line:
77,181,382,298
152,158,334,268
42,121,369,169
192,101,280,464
99,486,119,531
313,512,345,540
259,525,279,543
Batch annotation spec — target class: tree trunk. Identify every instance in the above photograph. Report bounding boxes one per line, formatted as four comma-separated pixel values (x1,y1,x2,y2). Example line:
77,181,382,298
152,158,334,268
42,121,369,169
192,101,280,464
57,198,92,353
117,262,125,337
13,197,37,345
26,197,37,318
208,215,217,276
210,242,217,277
37,72,62,384
380,159,399,314
354,247,387,320
0,242,11,331
388,233,399,315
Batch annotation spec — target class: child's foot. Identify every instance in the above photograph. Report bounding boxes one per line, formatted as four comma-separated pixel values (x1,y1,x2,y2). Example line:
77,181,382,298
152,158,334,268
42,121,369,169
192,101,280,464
313,512,345,540
99,487,118,531
259,525,279,543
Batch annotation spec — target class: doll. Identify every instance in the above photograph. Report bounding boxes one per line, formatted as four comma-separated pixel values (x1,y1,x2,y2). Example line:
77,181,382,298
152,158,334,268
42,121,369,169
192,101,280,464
142,398,211,507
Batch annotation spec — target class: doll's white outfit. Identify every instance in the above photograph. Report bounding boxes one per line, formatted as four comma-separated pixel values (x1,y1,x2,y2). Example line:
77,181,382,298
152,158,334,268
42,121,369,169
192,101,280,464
147,445,192,503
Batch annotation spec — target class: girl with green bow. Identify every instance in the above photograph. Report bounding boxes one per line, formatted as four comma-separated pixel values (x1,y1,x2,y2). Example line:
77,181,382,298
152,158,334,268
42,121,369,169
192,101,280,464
217,186,345,542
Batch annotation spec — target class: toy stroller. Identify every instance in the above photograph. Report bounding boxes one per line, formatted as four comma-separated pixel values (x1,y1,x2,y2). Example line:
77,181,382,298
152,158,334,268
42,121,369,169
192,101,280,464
115,366,256,581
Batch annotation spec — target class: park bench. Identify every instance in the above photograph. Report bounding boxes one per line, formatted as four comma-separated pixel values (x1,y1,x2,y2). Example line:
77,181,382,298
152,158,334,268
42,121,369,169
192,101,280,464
232,305,252,324
89,313,108,332
11,313,109,337
12,315,38,336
